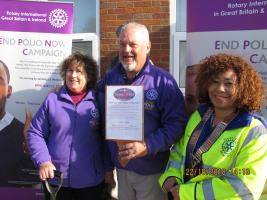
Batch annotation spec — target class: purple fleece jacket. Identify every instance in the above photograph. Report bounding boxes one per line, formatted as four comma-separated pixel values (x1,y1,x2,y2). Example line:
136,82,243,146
97,57,188,175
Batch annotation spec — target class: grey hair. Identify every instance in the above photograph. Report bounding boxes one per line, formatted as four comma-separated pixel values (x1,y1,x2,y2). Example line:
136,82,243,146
120,22,150,44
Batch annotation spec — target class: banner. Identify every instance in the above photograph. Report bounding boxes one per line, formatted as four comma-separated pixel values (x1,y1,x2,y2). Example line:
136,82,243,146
0,0,73,122
187,0,267,118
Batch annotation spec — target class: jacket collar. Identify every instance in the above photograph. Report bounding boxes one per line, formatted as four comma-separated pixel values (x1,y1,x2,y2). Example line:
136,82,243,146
59,85,95,102
197,104,253,130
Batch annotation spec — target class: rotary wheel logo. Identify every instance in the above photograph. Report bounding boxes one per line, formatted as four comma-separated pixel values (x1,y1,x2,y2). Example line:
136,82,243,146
146,89,158,101
49,9,68,28
221,137,236,156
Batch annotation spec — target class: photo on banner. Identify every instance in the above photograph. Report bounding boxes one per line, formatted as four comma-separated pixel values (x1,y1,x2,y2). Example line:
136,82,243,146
0,0,73,122
0,0,73,198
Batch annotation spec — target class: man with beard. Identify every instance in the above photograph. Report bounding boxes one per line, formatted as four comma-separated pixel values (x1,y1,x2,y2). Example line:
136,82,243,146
0,60,37,187
97,22,187,200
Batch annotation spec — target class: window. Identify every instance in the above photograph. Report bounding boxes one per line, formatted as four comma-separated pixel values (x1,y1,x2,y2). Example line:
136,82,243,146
170,0,187,92
176,0,186,32
173,33,186,93
71,33,99,68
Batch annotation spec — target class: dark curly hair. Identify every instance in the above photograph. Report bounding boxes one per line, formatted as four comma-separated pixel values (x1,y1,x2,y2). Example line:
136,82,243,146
196,53,265,112
60,52,99,89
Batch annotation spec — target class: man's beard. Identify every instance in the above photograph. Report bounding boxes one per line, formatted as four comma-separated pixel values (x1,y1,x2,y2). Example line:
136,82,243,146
122,61,136,72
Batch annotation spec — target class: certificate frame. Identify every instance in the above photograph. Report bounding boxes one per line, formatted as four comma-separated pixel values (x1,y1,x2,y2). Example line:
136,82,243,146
105,85,144,141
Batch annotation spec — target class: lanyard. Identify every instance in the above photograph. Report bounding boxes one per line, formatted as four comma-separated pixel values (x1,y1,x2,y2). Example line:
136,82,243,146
188,108,229,168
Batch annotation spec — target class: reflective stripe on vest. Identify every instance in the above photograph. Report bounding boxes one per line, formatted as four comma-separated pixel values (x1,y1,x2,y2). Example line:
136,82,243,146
203,179,215,199
225,173,253,200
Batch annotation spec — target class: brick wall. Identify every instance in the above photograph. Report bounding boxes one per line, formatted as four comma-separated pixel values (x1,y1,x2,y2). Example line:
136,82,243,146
100,0,170,76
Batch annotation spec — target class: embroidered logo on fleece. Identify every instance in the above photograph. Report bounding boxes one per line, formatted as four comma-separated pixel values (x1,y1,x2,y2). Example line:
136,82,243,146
221,137,237,156
145,89,158,101
90,108,99,119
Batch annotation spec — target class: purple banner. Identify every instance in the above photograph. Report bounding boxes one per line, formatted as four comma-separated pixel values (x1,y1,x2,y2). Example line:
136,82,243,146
187,0,267,32
0,188,44,200
0,0,73,34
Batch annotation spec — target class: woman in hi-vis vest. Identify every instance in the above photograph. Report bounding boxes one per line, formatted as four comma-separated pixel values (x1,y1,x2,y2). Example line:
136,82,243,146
159,53,267,200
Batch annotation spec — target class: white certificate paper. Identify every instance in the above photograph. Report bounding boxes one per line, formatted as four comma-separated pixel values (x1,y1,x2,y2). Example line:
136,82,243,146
105,85,144,141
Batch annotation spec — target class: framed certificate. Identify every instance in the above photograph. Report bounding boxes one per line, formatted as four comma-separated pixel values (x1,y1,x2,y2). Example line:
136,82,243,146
105,85,144,141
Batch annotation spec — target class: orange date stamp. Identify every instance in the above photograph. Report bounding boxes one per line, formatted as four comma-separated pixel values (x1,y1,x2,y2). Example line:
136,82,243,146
185,168,227,176
185,167,251,177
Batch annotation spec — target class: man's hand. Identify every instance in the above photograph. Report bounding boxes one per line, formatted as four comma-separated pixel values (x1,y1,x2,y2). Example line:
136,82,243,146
170,184,180,200
118,141,148,160
163,177,180,200
39,161,56,181
163,177,177,192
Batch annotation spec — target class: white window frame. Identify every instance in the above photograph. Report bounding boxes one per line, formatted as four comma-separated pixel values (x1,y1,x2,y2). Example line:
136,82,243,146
71,33,99,65
170,0,186,94
173,32,186,94
70,0,100,74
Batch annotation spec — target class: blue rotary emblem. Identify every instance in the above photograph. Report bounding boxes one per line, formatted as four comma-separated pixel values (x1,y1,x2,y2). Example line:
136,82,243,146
146,89,158,101
90,108,99,119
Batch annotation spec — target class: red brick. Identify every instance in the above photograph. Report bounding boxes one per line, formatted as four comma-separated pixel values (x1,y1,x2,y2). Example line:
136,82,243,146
134,1,152,7
117,13,134,20
160,44,169,49
101,2,116,9
101,38,117,44
133,13,153,19
108,0,126,2
141,7,161,13
117,1,134,8
152,1,161,6
151,25,168,32
152,49,169,55
107,8,126,14
152,13,169,19
161,1,169,6
131,7,144,13
160,6,169,13
151,43,161,49
159,55,170,62
140,19,161,25
101,15,117,21
100,0,171,74
101,32,115,39
100,9,108,15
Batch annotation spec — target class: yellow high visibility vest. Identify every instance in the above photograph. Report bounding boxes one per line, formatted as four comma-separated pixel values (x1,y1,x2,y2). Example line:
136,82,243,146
159,110,267,200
